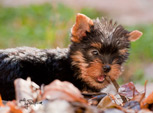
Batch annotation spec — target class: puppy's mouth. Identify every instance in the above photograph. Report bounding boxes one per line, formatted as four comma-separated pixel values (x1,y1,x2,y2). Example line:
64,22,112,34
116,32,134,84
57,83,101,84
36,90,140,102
96,75,106,83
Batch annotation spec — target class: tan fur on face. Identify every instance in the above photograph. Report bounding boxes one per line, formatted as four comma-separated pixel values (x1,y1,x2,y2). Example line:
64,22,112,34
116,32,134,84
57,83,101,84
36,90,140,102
91,43,102,50
81,59,110,90
108,64,122,80
71,51,88,69
119,49,128,55
71,52,110,91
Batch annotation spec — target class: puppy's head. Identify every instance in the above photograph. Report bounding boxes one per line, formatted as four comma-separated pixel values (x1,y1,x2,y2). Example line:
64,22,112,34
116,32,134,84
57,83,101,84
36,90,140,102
70,13,142,91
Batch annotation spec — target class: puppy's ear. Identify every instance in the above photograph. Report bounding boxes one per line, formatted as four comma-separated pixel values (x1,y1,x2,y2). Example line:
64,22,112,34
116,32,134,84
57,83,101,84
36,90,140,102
71,13,93,43
128,30,143,42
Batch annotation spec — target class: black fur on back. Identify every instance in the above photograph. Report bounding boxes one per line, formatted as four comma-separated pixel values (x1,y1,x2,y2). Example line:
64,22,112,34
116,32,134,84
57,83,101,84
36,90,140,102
0,47,76,100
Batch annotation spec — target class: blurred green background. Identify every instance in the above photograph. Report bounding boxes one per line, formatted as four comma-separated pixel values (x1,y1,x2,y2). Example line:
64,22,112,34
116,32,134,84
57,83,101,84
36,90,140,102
0,3,153,84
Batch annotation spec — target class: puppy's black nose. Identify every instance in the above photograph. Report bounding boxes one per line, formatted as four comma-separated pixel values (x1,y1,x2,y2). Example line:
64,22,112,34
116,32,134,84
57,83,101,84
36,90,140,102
103,65,111,73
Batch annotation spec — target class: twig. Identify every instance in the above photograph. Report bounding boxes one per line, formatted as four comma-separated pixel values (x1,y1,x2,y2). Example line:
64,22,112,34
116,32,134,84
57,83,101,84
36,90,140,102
107,77,127,103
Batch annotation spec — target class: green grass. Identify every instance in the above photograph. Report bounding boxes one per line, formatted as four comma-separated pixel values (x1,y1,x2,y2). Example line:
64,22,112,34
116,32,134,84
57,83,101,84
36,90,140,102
0,3,153,83
0,4,102,49
127,25,153,61
0,4,74,48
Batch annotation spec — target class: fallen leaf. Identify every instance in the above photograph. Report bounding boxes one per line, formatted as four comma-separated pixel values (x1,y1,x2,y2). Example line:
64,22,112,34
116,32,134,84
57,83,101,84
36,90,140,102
107,76,127,103
42,80,87,104
0,95,4,107
7,101,23,113
138,109,152,113
131,81,147,103
128,80,147,109
132,93,145,103
141,91,153,109
143,91,153,105
109,94,123,106
14,78,40,105
0,106,10,113
118,82,139,98
103,108,124,113
123,101,141,111
97,95,121,110
87,93,107,105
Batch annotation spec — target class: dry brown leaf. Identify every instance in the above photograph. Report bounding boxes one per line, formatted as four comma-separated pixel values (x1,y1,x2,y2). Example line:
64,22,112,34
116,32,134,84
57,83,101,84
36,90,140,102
0,107,10,113
138,109,152,113
132,81,147,103
14,78,40,106
103,108,125,113
118,82,139,98
141,91,153,109
2,77,153,113
0,95,4,107
87,93,107,105
109,94,123,106
132,93,145,103
42,80,87,104
142,92,153,104
123,101,141,111
107,76,127,103
7,101,23,113
97,95,114,110
97,95,121,110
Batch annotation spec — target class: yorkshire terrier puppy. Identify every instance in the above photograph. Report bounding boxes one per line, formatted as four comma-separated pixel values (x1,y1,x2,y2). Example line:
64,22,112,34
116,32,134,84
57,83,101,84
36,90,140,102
0,13,142,100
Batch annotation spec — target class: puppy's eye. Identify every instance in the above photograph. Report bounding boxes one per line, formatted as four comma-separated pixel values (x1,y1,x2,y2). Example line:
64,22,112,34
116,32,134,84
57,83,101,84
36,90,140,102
91,50,99,55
